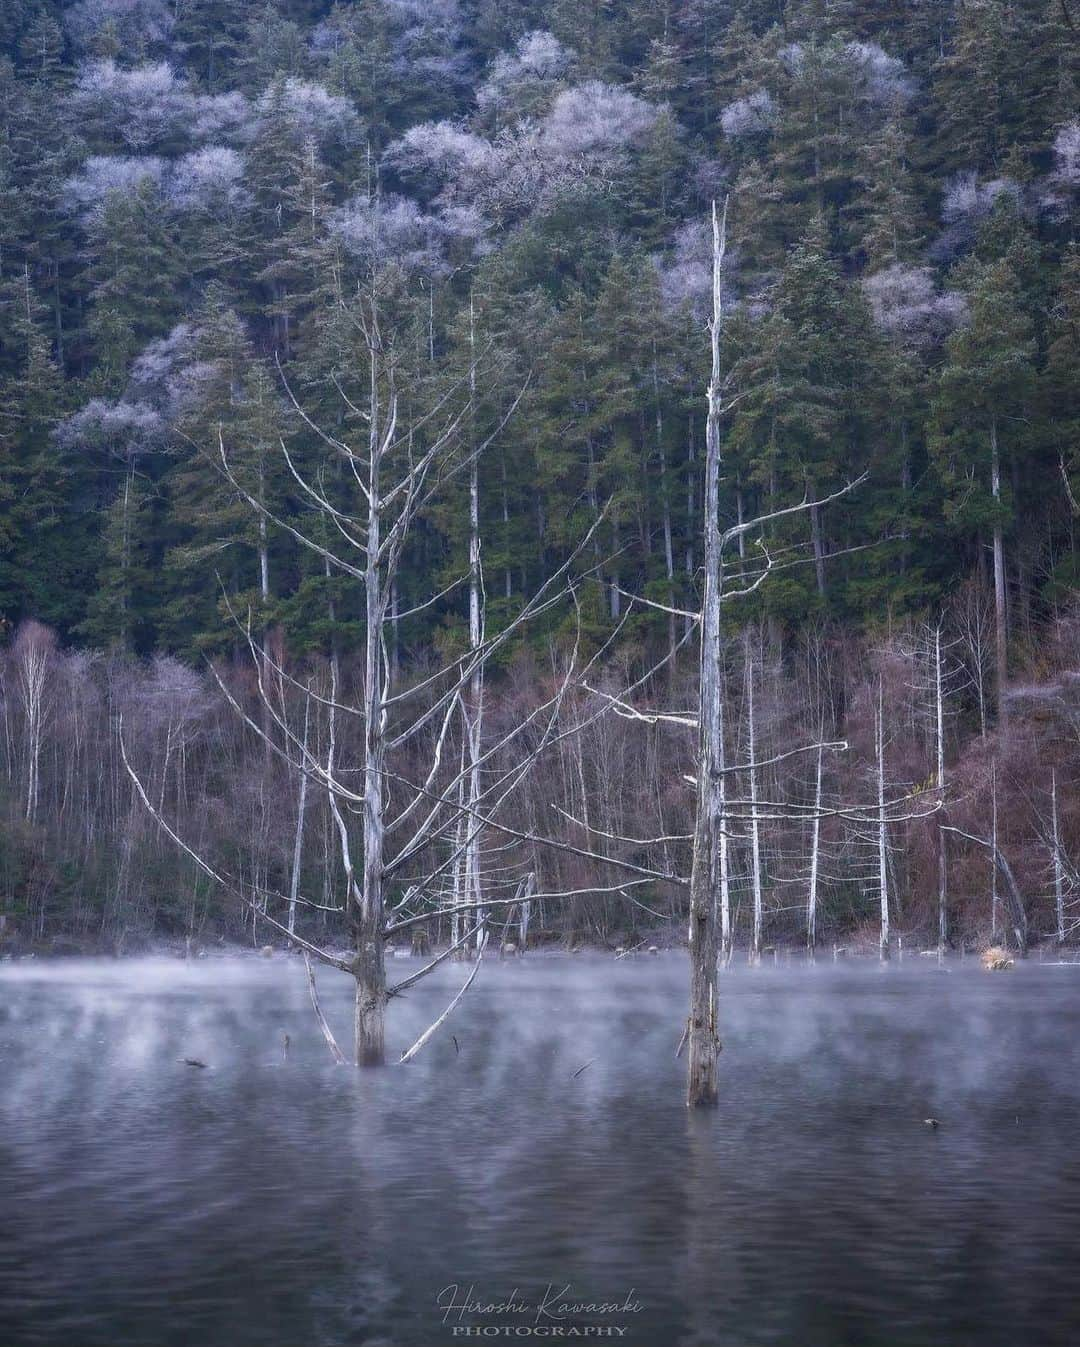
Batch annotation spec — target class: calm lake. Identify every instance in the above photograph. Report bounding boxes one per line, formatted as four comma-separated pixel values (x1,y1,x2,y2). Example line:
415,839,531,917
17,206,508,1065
2,953,1079,1347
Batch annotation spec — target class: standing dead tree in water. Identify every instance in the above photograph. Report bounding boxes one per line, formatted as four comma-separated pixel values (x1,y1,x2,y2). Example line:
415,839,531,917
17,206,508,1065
123,298,601,1067
683,201,868,1106
581,202,864,1105
587,203,942,1104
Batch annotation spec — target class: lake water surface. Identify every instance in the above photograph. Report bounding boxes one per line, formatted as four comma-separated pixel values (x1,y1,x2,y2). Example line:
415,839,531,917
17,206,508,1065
2,953,1079,1346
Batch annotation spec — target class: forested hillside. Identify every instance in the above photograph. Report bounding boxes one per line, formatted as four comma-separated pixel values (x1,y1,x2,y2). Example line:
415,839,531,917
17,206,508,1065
0,0,1077,954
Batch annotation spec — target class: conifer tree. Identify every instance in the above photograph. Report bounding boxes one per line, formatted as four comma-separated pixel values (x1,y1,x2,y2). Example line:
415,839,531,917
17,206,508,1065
930,246,1037,722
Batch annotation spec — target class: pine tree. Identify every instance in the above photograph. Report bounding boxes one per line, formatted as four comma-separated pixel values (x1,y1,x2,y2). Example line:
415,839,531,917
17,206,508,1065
728,216,885,615
82,181,181,395
0,266,89,632
159,293,292,652
852,112,924,266
930,249,1037,719
1044,244,1080,589
931,0,1010,171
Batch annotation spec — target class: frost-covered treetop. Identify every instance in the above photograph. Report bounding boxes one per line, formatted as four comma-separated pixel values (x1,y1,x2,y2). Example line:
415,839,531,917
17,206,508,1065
55,398,166,459
256,78,362,148
477,30,574,117
166,147,250,213
390,81,658,226
62,156,167,220
862,265,967,347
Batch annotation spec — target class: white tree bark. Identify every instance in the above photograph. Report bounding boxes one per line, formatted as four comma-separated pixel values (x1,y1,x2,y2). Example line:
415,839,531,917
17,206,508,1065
991,418,1008,729
807,738,823,956
990,758,1000,941
355,355,390,1066
1052,768,1065,944
934,623,947,957
876,679,890,961
746,633,764,965
287,686,311,937
686,198,727,1109
466,296,486,956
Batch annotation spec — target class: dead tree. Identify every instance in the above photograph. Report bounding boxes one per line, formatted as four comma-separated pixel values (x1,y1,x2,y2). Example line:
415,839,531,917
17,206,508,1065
806,735,824,956
990,759,1000,940
124,298,595,1066
990,420,1009,728
686,199,728,1108
1032,769,1074,945
617,201,865,1105
941,823,1028,951
876,679,890,961
1052,769,1066,945
743,629,765,964
899,620,965,954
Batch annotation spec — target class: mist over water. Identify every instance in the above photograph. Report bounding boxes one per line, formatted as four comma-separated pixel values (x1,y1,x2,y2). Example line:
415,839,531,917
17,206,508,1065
2,954,1079,1347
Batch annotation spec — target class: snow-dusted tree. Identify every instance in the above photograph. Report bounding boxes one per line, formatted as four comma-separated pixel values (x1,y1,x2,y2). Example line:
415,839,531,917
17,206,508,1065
719,89,775,141
862,265,967,349
1052,121,1080,188
255,78,363,152
477,30,574,125
388,80,659,225
167,147,250,214
932,172,1023,262
61,155,166,222
63,0,175,53
72,60,189,152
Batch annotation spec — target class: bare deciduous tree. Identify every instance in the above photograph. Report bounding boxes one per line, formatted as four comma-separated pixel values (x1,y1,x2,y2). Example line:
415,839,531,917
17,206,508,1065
124,298,595,1065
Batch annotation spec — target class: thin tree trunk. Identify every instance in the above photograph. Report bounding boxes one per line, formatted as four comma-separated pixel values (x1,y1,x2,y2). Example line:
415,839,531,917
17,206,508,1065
288,687,311,937
466,296,485,956
685,422,696,640
687,199,727,1109
1052,768,1065,944
654,349,677,662
877,679,890,961
935,624,947,957
356,357,388,1067
990,759,999,941
991,418,1008,728
810,502,826,598
719,676,731,963
807,738,823,956
746,632,763,964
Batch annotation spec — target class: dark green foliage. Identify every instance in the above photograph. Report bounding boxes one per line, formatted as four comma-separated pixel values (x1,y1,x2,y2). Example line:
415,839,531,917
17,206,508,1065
0,0,1073,662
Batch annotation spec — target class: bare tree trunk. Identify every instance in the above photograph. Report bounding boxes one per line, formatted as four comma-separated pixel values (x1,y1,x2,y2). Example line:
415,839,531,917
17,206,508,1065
719,678,731,963
685,422,695,640
654,349,677,663
500,451,513,601
810,502,826,598
1052,768,1065,944
288,687,311,937
466,298,486,956
356,364,388,1067
687,199,727,1109
807,738,823,956
990,759,1000,942
935,624,947,958
991,419,1008,729
877,679,890,961
746,632,763,965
